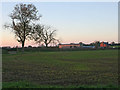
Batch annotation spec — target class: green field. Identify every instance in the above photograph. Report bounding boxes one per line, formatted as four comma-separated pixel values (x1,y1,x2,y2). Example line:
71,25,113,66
2,50,118,88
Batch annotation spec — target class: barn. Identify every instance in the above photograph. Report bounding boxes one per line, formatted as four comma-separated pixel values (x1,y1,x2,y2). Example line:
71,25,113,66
100,42,109,48
59,43,80,49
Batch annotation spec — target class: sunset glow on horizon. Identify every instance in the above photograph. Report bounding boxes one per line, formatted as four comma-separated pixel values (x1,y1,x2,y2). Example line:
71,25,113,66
0,2,118,47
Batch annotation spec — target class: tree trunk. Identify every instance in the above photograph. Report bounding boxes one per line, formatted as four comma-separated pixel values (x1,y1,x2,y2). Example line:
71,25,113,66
22,22,26,52
45,43,48,48
22,41,25,52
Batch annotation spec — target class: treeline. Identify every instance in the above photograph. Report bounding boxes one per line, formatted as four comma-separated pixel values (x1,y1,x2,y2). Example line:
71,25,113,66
2,45,119,54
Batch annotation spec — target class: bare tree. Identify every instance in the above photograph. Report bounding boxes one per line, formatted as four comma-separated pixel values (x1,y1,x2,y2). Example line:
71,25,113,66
33,25,58,47
42,26,58,47
7,3,41,51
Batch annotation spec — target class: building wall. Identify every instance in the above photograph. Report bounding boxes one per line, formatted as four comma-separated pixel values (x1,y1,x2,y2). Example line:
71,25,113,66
59,44,80,48
82,46,95,48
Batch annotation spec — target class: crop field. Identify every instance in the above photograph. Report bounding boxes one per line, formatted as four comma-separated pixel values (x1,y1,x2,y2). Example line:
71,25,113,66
2,50,118,88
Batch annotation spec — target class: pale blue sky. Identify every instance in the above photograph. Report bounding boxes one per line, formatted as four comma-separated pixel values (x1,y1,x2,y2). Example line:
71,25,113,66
1,2,118,46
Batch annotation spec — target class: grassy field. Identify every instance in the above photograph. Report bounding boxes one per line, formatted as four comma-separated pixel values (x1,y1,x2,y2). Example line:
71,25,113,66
2,50,118,88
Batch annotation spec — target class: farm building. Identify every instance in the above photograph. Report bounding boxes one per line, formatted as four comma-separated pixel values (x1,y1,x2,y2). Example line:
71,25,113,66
82,46,95,48
100,42,109,48
59,43,80,49
58,41,109,49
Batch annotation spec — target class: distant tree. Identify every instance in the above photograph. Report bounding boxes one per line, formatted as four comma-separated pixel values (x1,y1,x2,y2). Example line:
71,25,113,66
79,42,83,47
94,41,100,49
89,42,94,46
111,42,115,46
79,42,82,45
28,45,32,48
42,26,58,47
5,3,41,52
33,25,58,47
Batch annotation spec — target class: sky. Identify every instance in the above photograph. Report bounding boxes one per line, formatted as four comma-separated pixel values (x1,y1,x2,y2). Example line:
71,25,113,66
0,2,118,47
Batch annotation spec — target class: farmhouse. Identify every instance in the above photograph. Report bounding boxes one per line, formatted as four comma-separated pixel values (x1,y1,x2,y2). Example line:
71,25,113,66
59,43,80,48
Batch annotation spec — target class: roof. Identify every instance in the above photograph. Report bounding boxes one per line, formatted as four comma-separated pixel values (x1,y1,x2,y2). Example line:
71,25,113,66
101,42,108,44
